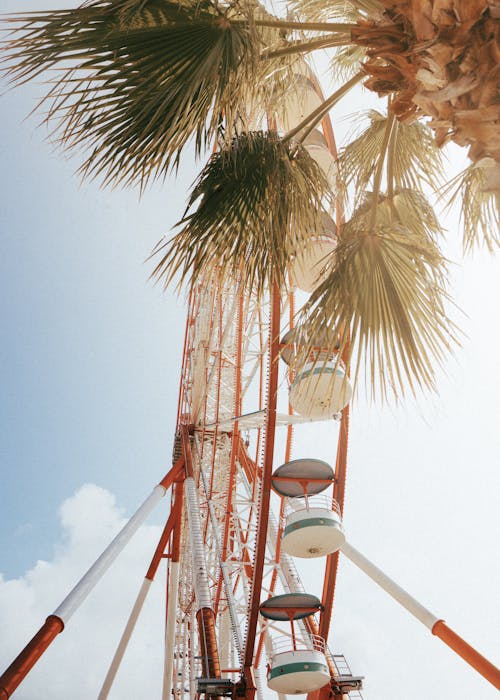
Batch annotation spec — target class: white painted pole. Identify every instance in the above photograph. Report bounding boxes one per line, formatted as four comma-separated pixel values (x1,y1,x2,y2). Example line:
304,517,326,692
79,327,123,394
341,541,439,629
341,540,500,690
184,477,213,610
54,485,166,623
189,609,197,697
255,664,267,700
98,578,153,699
162,561,180,700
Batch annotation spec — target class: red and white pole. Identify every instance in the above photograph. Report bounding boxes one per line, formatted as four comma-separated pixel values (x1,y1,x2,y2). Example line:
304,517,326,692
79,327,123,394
162,484,184,700
0,463,183,699
341,541,500,691
98,486,183,700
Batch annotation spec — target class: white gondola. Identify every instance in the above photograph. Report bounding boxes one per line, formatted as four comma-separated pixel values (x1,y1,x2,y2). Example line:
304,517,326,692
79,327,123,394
278,73,323,132
291,213,337,292
289,358,352,418
281,496,345,558
260,595,330,695
303,129,338,188
267,635,330,694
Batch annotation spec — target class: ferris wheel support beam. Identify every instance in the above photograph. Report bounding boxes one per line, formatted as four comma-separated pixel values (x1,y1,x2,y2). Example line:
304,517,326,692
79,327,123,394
341,541,500,691
318,406,350,641
98,486,183,700
243,283,281,695
162,487,184,700
0,460,184,700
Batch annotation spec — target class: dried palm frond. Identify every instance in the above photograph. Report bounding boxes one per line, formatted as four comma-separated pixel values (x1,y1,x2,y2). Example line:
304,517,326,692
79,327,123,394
351,1,500,169
339,111,444,201
330,44,367,83
352,190,443,241
3,0,260,187
152,131,331,295
442,163,500,253
302,220,457,400
289,0,383,24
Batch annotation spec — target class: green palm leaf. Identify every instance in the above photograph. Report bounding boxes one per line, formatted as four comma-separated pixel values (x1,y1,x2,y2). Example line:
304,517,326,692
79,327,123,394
152,130,331,294
3,0,260,187
302,220,457,400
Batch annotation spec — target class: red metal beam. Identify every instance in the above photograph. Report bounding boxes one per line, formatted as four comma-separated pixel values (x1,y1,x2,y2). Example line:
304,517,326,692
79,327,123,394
432,621,500,690
243,283,281,693
146,483,184,582
319,406,350,641
196,608,222,678
0,616,64,700
170,483,184,564
159,456,185,491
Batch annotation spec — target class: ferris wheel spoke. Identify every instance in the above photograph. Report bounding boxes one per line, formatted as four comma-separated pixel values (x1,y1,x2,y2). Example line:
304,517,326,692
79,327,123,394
242,283,281,694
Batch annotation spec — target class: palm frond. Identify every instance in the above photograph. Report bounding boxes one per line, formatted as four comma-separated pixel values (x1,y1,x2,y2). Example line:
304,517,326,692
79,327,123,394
3,0,260,187
152,131,331,294
301,220,457,400
352,189,443,241
339,110,444,202
389,117,444,191
441,163,500,253
330,44,367,83
288,0,383,24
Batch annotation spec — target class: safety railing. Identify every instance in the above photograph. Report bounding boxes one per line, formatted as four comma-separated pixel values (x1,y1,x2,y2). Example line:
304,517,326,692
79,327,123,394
269,633,326,658
284,494,341,516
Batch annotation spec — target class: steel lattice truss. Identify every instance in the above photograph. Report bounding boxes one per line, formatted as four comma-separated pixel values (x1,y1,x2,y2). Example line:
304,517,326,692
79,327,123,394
169,275,360,700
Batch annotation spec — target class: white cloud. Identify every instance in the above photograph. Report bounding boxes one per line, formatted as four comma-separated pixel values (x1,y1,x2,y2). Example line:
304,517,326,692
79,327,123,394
1,469,499,700
0,485,166,700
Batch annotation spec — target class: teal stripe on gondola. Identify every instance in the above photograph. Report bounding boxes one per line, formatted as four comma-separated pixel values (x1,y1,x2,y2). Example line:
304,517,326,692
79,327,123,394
284,517,340,538
268,661,328,681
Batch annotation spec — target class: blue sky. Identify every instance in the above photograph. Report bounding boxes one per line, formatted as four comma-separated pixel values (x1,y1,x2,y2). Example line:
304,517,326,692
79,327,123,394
1,3,499,699
0,57,189,576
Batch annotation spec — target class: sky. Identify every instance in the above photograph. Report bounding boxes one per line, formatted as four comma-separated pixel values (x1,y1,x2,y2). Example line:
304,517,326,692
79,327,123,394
1,2,499,699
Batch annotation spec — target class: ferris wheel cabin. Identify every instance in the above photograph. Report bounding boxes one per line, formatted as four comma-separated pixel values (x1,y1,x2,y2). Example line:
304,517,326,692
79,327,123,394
280,326,353,419
272,458,345,558
260,594,330,694
290,212,338,293
303,128,338,187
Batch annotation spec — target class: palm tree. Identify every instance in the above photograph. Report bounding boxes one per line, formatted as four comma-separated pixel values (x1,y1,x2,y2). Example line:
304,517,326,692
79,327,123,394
2,0,499,398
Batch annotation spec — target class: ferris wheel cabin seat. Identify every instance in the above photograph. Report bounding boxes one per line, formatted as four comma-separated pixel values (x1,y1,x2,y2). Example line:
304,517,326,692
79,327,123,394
291,213,337,293
260,594,330,695
303,128,338,188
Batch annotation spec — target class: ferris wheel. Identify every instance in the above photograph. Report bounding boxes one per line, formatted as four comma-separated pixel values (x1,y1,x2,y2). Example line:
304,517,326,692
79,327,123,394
1,64,499,700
